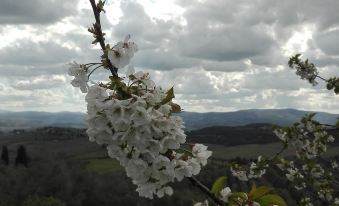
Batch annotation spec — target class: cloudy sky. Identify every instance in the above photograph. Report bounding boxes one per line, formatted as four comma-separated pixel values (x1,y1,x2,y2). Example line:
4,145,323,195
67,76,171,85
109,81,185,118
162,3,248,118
0,0,338,113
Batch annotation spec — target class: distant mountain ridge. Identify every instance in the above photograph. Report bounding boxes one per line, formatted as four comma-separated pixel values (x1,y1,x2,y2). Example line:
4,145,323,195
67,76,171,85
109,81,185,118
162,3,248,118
0,111,86,131
0,109,337,131
180,109,338,130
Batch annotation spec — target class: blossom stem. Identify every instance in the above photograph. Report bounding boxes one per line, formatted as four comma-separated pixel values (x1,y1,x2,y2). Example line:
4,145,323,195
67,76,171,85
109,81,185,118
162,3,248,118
187,176,226,206
88,65,103,78
89,0,118,77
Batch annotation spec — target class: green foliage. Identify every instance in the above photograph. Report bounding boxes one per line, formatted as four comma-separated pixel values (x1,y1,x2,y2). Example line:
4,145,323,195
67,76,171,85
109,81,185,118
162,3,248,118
22,195,65,206
248,185,272,200
160,87,175,105
211,176,227,197
336,119,339,129
157,87,181,112
246,184,287,206
256,194,287,206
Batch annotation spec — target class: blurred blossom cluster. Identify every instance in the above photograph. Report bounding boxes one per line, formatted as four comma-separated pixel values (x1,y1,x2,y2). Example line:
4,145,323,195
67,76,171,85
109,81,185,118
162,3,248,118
288,54,318,86
272,115,337,205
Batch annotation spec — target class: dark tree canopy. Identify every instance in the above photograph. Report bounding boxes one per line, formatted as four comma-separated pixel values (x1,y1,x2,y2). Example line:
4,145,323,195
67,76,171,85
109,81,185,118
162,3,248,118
15,145,29,167
1,145,9,165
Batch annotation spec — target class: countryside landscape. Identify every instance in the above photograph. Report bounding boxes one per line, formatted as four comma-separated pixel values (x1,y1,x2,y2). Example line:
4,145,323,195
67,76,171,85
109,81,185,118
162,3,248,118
0,109,338,205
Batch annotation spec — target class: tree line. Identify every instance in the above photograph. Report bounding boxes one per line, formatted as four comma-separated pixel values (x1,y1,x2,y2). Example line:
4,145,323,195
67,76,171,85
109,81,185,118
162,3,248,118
1,145,30,167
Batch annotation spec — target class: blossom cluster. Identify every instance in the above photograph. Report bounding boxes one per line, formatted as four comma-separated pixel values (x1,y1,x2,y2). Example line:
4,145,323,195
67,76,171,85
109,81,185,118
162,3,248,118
230,155,268,181
228,114,338,205
288,54,319,86
300,196,339,206
273,114,335,160
276,155,338,204
300,197,313,206
68,36,212,199
273,115,339,205
276,159,306,190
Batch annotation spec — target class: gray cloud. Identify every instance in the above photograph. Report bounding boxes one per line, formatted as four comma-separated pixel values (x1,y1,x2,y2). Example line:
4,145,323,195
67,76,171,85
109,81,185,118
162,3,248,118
177,27,275,61
0,40,78,66
240,69,310,91
134,50,197,70
112,1,277,72
201,60,249,72
0,64,68,77
314,30,339,56
0,0,78,24
9,75,67,90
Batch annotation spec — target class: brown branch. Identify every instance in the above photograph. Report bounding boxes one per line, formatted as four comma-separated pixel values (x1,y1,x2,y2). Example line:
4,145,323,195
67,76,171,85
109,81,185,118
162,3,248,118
89,0,118,76
187,176,226,206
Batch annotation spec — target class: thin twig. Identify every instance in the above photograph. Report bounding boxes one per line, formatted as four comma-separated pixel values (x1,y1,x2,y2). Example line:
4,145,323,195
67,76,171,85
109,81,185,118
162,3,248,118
89,0,118,76
84,62,102,66
316,75,328,82
187,176,226,206
268,144,288,162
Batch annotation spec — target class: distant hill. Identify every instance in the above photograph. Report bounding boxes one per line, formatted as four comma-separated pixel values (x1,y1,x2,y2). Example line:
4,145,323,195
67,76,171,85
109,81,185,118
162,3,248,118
186,123,277,146
0,111,86,131
179,109,338,130
0,109,337,131
186,123,339,147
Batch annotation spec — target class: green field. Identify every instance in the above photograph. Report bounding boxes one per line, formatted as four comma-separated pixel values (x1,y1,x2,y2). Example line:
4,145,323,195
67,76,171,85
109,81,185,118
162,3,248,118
79,142,339,174
209,143,339,159
86,158,123,174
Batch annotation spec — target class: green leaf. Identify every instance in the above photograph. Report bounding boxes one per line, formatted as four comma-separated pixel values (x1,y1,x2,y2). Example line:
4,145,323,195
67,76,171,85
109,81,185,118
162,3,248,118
256,194,287,206
211,176,227,197
160,87,175,105
249,186,272,200
248,182,257,196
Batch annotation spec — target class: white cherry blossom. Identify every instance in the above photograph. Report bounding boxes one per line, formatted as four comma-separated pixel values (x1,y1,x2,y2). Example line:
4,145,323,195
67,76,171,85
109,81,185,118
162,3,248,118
220,187,232,203
108,35,138,68
67,61,89,93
